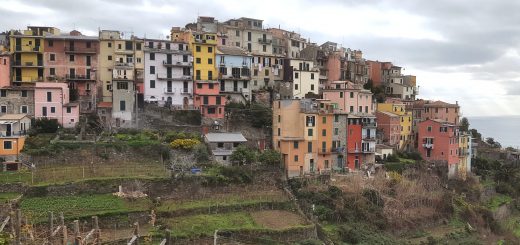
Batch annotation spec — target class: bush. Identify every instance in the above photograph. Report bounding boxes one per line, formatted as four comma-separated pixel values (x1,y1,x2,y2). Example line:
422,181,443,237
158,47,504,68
169,139,200,150
31,118,60,134
258,149,281,165
230,145,256,165
193,144,210,163
386,154,399,162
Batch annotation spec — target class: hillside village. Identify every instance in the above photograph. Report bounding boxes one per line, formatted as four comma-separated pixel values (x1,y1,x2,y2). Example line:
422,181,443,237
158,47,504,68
0,16,519,244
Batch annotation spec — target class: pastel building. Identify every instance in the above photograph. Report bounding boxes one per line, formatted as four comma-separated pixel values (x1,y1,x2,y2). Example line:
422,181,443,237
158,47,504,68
10,26,59,85
44,31,99,113
216,46,252,103
385,77,417,100
280,59,319,99
0,87,35,116
418,119,460,178
377,102,413,150
144,38,193,108
193,81,226,118
346,115,376,170
273,99,335,177
0,114,30,168
376,111,401,146
0,52,10,88
322,81,375,115
458,132,472,180
34,82,79,128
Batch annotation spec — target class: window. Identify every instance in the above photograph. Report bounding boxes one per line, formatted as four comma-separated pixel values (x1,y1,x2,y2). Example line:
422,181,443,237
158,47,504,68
196,46,201,52
339,92,343,98
197,83,202,89
203,96,208,105
108,55,112,61
311,73,314,79
66,107,71,113
217,142,224,148
359,106,362,112
120,100,126,111
334,115,339,122
427,126,432,132
308,129,313,136
20,105,28,114
207,108,216,114
183,55,188,62
263,45,266,52
149,53,155,60
208,58,213,64
294,141,299,149
254,69,258,76
208,71,213,80
150,66,155,74
325,160,329,169
311,84,315,91
69,55,75,62
334,128,339,135
236,30,240,36
209,83,214,89
307,142,312,153
108,42,112,48
295,84,298,90
42,107,47,116
294,155,298,162
208,47,213,53
179,44,183,50
277,128,280,136
350,106,354,112
150,80,155,88
47,92,52,102
50,107,55,113
322,129,326,136
350,92,354,98
322,117,326,123
295,72,299,79
3,141,12,150
117,82,128,90
0,106,6,113
165,43,170,50
50,53,55,61
21,90,27,97
196,58,201,64
48,40,53,47
216,96,221,105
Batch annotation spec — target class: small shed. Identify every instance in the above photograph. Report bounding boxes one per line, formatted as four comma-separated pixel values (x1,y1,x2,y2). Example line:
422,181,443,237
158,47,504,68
204,132,247,164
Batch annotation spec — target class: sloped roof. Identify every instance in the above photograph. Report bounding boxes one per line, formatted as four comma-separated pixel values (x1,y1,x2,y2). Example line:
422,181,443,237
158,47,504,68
0,114,28,121
217,46,249,56
97,102,112,108
205,132,247,142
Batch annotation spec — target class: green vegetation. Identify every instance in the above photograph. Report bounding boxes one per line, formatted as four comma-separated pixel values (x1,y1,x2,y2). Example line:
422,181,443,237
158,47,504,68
165,212,260,238
20,194,151,222
0,192,21,203
230,145,256,165
487,194,512,211
169,138,200,150
30,118,59,135
157,192,288,212
258,149,281,165
199,165,252,185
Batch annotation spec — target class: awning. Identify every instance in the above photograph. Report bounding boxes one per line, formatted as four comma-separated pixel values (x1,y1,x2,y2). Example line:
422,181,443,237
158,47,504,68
0,121,15,124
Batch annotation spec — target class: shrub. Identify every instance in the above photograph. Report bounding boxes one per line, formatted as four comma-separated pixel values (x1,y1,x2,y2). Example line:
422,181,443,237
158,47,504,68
386,154,399,162
169,139,200,150
193,144,210,163
31,118,59,134
258,149,281,165
230,145,256,165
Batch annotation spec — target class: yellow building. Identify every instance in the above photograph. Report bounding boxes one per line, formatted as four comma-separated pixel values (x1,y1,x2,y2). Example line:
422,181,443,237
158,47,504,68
190,32,217,81
458,132,471,180
10,26,59,84
377,102,413,150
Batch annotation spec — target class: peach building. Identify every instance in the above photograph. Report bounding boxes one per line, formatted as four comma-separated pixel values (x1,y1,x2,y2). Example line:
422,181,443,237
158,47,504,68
376,111,401,146
34,82,79,128
418,119,460,178
193,81,226,118
44,31,99,113
0,52,10,88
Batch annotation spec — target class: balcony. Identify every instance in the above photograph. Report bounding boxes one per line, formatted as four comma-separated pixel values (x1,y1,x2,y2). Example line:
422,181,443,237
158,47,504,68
362,135,377,141
362,122,377,128
12,61,43,67
193,38,217,45
157,74,192,81
258,38,272,44
318,148,337,155
115,62,134,68
362,147,376,153
0,130,28,138
221,88,245,94
14,45,42,53
180,88,192,94
163,61,191,67
13,76,42,83
64,46,97,54
115,49,134,54
66,74,95,81
164,88,175,94
422,143,434,149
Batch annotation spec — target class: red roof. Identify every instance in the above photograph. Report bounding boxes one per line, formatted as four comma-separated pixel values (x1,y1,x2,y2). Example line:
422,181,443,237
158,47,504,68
97,102,112,108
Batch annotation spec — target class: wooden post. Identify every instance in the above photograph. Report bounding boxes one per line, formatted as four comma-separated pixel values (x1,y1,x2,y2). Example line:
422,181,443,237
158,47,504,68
92,216,100,244
74,220,80,245
60,212,67,245
49,211,54,244
14,209,21,245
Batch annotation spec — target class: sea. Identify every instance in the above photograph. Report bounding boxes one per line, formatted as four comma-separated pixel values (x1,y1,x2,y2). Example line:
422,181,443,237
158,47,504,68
467,115,520,148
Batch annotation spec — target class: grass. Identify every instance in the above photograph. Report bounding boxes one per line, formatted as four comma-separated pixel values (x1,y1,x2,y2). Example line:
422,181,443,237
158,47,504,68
398,157,416,164
20,194,151,222
0,192,21,203
504,214,520,237
164,212,261,238
157,192,288,212
486,194,512,211
1,163,169,185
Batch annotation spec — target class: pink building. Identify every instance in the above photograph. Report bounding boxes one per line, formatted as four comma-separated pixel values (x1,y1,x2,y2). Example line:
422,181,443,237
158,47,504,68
326,53,342,82
376,111,400,146
34,82,79,128
322,81,374,115
0,52,10,88
412,100,460,125
193,81,226,118
44,31,99,113
418,119,460,177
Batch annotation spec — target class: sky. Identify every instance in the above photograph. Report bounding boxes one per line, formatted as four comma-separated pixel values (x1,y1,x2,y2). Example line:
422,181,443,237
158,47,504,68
1,0,520,117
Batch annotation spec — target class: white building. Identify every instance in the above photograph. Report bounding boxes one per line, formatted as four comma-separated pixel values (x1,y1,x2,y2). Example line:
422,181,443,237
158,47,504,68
144,39,193,108
288,59,319,99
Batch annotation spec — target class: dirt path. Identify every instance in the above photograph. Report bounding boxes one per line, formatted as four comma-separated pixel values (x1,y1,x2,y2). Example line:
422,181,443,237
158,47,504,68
251,210,306,229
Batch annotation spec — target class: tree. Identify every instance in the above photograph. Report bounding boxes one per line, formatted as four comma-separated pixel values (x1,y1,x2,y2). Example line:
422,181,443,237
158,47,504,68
470,129,482,141
194,144,210,163
31,118,60,134
230,145,256,165
258,149,281,165
486,137,502,149
249,103,272,128
460,117,470,132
